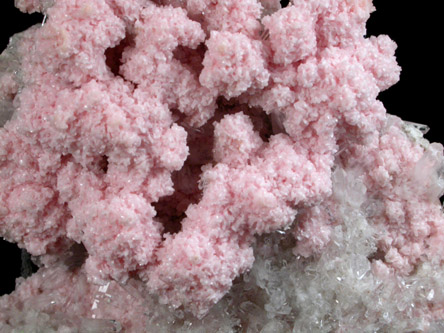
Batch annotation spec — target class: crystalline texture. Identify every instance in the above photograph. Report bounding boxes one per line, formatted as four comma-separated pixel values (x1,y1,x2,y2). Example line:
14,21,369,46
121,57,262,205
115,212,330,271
0,0,443,331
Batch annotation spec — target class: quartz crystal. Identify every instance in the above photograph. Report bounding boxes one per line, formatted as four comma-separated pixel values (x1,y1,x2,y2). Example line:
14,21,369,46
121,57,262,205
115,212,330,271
0,0,443,332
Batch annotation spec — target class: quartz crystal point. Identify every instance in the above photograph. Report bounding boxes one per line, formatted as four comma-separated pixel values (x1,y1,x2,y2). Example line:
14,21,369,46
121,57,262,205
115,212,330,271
1,0,443,332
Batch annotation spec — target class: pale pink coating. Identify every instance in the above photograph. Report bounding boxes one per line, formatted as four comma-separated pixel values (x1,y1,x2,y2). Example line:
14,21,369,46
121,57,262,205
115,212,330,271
0,73,18,100
307,0,375,48
14,0,43,13
200,0,262,37
360,121,444,275
293,205,333,258
213,112,263,166
59,162,164,283
1,0,190,282
259,0,282,15
159,0,263,37
25,0,126,87
106,0,147,22
148,128,332,315
120,4,216,126
200,30,269,98
262,5,316,65
294,116,444,276
355,35,401,91
1,0,443,326
146,232,255,317
0,131,70,255
0,266,149,332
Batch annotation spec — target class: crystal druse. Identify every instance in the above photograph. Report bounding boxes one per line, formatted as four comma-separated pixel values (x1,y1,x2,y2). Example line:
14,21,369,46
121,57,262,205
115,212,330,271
1,0,444,331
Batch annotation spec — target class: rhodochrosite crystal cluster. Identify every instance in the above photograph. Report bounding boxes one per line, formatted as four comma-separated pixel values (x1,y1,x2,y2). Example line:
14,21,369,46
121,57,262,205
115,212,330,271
1,0,444,331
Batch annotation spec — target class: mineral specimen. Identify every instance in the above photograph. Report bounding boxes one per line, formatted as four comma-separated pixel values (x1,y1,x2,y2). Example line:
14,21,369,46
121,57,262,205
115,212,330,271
1,0,443,332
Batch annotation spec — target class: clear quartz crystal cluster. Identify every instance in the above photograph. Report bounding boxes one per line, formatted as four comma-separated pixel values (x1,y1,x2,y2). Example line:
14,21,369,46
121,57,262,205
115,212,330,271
1,0,444,332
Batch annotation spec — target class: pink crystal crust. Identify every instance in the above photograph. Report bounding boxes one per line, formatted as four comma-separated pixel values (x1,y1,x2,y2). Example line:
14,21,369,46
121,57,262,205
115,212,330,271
1,0,444,331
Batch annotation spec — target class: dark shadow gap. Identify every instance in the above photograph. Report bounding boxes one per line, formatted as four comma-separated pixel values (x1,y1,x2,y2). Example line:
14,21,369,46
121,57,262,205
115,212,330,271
0,3,44,52
20,249,39,279
154,98,288,236
216,96,284,142
105,32,135,78
280,0,290,8
63,242,88,272
0,239,37,295
154,109,214,237
99,155,109,174
367,248,385,263
172,43,207,77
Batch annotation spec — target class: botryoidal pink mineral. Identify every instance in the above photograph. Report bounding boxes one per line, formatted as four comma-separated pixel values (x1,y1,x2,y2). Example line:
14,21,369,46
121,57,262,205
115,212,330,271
1,0,444,331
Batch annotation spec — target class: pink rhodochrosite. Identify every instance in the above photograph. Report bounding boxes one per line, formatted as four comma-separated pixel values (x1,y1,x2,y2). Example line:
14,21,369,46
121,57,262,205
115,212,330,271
1,0,444,331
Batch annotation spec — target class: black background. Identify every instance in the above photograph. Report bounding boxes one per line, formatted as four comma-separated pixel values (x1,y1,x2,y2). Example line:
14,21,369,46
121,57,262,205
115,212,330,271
0,1,441,294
